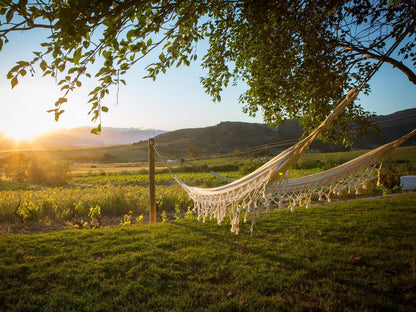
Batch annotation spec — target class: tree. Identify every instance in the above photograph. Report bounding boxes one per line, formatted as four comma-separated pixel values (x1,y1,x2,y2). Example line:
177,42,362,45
1,153,69,186
27,158,70,186
1,0,415,144
2,153,28,182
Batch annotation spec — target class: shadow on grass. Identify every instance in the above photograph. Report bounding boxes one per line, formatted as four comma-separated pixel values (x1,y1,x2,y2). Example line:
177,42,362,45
171,221,309,272
170,220,410,304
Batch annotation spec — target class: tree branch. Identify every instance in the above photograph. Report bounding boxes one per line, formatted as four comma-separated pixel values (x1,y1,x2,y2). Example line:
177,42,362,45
341,43,416,85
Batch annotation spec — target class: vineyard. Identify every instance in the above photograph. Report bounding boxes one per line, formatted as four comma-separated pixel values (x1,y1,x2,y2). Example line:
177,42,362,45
0,146,415,234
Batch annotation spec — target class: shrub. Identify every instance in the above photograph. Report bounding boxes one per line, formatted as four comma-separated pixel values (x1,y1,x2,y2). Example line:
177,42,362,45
88,205,102,228
379,171,401,190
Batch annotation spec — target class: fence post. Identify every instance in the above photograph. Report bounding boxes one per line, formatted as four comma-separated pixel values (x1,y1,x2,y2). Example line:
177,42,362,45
148,138,156,224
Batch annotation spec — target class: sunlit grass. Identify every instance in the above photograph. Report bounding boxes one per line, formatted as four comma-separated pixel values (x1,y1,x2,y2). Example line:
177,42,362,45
0,194,415,311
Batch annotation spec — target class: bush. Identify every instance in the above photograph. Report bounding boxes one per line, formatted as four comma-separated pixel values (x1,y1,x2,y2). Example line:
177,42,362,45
379,171,401,190
88,205,102,228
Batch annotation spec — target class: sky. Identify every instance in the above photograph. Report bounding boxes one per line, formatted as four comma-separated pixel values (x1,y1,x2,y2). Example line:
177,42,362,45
1,26,415,141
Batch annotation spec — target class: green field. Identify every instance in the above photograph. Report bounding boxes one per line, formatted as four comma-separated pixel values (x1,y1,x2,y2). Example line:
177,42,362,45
1,194,415,311
0,146,415,310
1,146,415,234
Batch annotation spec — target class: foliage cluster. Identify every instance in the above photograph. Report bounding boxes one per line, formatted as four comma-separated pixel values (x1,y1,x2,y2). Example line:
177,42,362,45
378,158,416,191
1,1,415,144
0,195,415,311
0,153,70,186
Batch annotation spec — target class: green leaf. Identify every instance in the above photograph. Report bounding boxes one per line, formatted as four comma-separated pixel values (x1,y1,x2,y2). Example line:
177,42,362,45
91,124,101,134
39,60,47,71
6,9,13,23
68,67,77,74
11,77,18,89
159,52,166,62
126,29,135,41
73,47,82,65
54,97,68,107
101,106,109,112
102,50,111,61
120,63,129,70
55,110,64,121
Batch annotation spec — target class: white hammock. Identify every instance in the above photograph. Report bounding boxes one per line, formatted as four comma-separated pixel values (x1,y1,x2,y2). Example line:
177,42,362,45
173,87,415,233
267,129,416,209
175,89,359,207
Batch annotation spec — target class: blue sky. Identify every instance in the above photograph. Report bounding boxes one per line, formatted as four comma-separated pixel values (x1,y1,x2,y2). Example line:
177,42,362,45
0,26,415,140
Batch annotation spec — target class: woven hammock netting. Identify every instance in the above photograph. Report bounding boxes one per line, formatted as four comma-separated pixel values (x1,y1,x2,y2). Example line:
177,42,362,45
172,88,416,234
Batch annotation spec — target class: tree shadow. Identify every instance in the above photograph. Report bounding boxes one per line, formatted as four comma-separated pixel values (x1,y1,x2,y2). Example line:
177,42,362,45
171,221,309,272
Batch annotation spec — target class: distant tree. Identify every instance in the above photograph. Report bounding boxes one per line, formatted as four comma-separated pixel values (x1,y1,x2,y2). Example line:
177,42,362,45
3,153,28,182
1,1,415,144
27,158,70,186
2,154,69,186
101,153,116,162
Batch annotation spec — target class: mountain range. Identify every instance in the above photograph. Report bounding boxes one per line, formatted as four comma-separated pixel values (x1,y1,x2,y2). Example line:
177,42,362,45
0,127,165,150
0,108,415,154
148,108,416,156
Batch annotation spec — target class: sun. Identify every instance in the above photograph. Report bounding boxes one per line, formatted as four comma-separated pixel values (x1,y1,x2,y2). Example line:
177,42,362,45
2,125,48,142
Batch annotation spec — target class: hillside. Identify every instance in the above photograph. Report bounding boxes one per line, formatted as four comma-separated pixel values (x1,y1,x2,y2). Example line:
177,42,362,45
354,108,416,148
33,127,165,147
150,120,303,155
146,107,416,157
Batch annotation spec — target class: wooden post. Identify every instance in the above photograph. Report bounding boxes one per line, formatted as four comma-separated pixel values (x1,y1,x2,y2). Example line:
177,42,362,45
148,139,156,224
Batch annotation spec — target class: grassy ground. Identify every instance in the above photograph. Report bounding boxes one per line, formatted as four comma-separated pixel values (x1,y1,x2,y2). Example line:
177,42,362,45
1,193,415,311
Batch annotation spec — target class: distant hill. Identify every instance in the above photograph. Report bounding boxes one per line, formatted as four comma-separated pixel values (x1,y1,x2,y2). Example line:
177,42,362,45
148,120,303,156
0,127,165,150
147,108,416,157
1,108,414,160
354,108,416,149
33,127,165,147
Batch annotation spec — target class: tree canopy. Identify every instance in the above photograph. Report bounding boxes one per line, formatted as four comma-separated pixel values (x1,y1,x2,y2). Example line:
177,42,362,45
1,0,415,144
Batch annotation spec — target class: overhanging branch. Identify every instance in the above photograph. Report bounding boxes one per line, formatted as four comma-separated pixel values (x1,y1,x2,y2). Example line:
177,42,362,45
341,43,416,85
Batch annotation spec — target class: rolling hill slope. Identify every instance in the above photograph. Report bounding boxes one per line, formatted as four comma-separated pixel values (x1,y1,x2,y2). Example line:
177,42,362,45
148,107,416,157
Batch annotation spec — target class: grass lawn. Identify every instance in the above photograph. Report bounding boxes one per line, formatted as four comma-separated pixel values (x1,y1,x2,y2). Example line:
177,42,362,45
1,193,415,311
